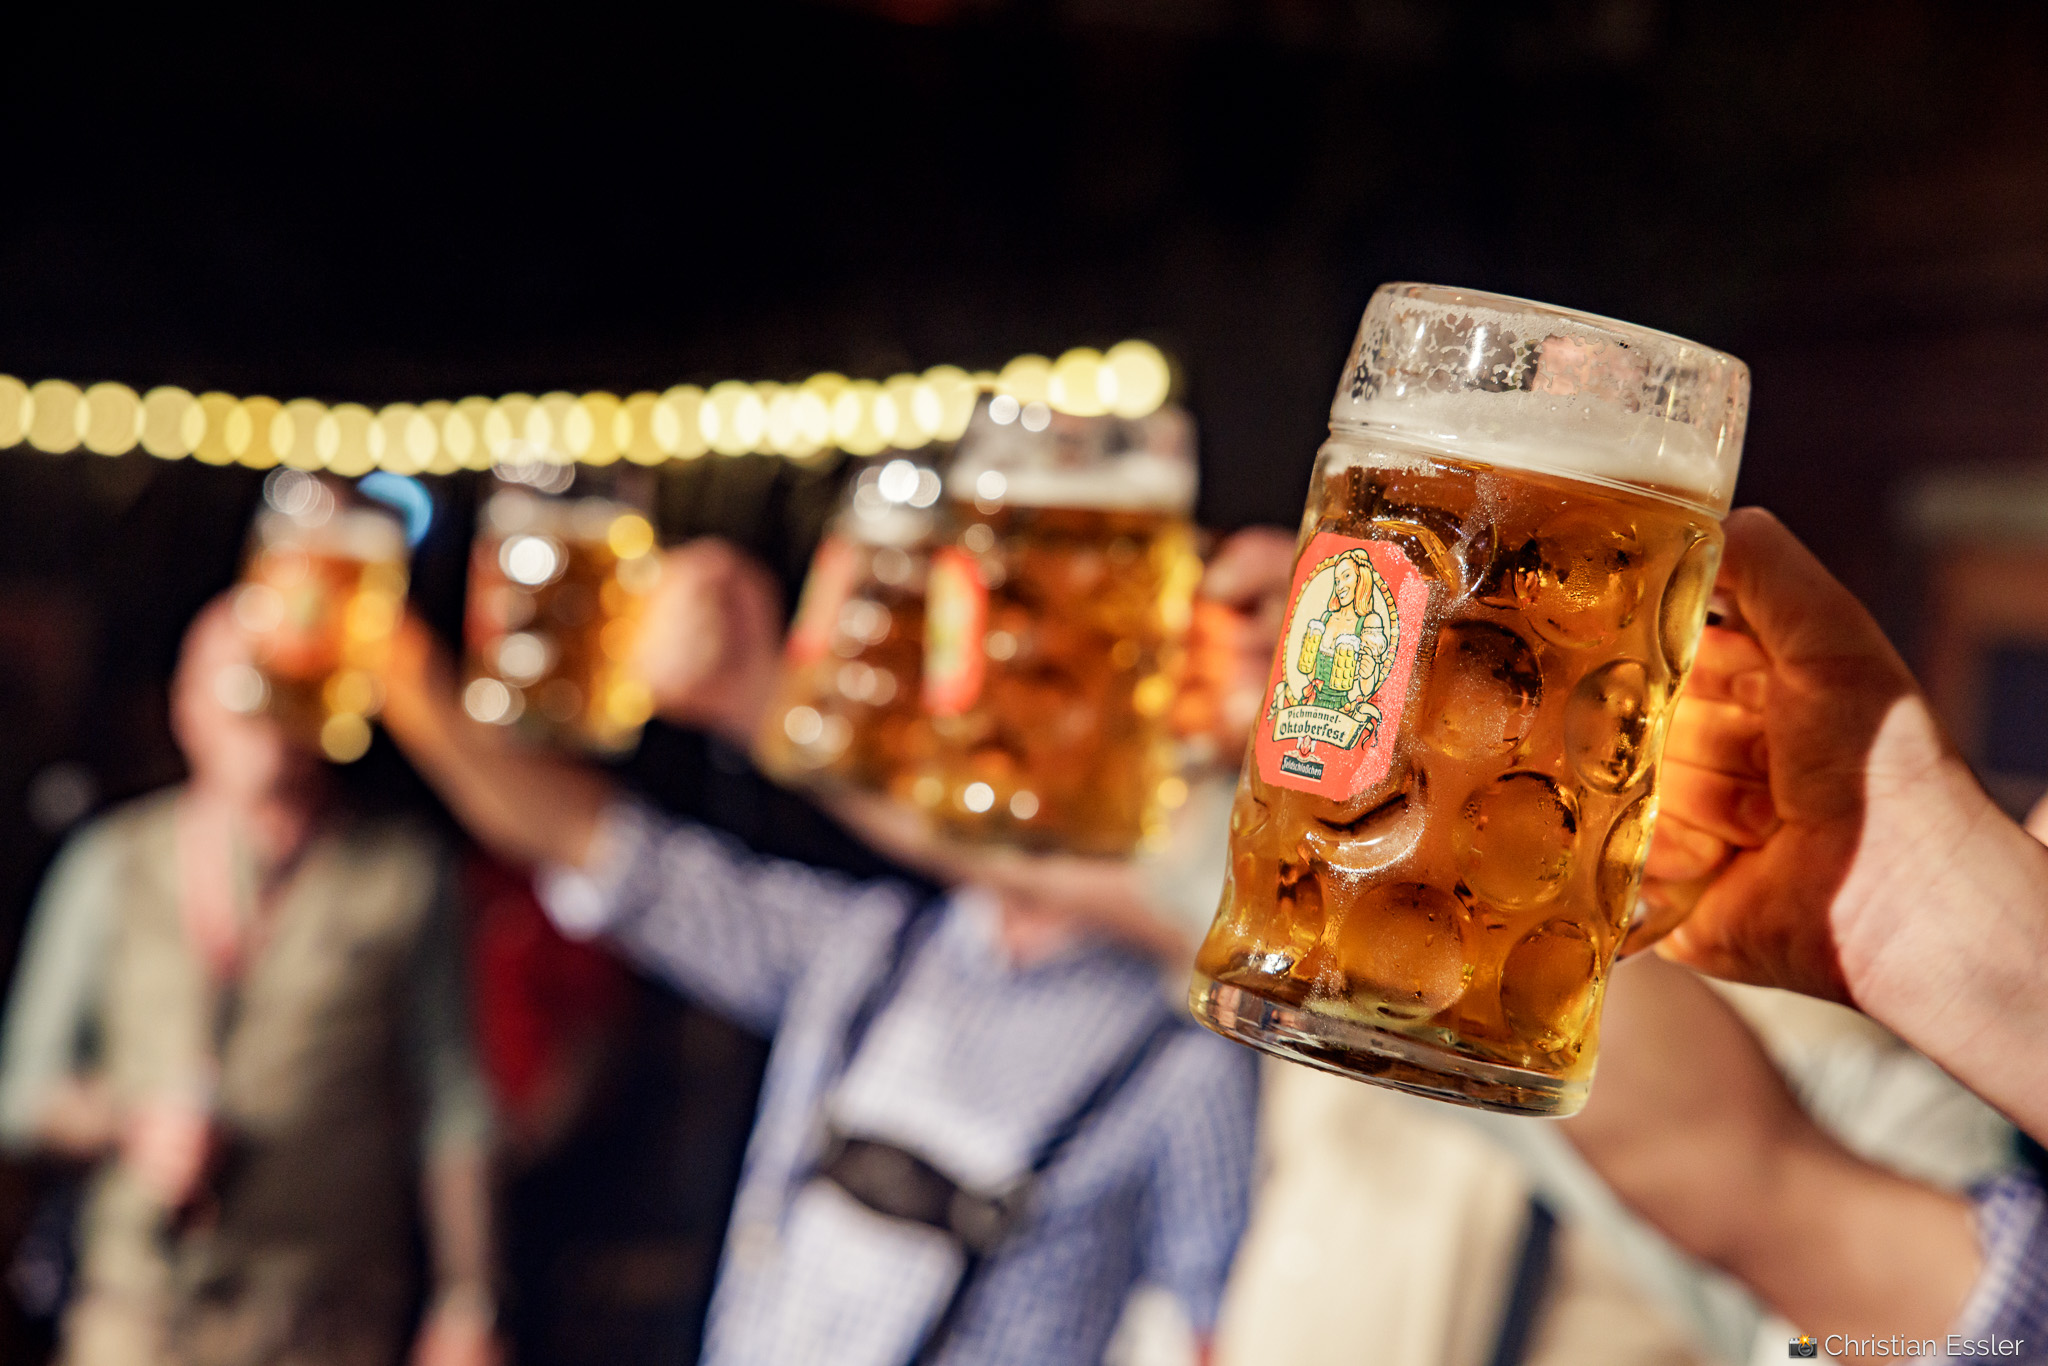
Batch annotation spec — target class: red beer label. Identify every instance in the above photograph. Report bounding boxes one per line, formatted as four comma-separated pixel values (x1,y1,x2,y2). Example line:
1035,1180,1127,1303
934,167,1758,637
922,546,988,717
1254,532,1430,800
786,534,861,666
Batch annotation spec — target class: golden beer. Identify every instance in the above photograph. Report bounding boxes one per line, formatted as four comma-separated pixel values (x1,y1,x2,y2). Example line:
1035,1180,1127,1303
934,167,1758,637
1192,284,1748,1116
464,479,659,753
917,406,1202,857
756,456,942,793
233,472,408,763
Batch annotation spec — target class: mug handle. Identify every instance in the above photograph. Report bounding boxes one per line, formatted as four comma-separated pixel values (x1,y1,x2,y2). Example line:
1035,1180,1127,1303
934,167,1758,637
1618,864,1727,958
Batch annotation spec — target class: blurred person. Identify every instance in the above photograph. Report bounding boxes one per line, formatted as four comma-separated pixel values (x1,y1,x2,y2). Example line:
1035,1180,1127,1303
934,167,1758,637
1558,508,2048,1358
377,536,1263,1366
0,600,498,1366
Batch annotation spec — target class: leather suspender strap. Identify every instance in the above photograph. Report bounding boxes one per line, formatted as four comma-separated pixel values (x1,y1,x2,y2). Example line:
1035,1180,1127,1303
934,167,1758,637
898,1009,1184,1365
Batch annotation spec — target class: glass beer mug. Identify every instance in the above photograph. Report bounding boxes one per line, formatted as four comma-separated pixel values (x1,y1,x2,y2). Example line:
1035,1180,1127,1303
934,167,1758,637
1192,284,1749,1116
756,453,943,795
462,462,661,753
916,398,1204,857
232,470,410,763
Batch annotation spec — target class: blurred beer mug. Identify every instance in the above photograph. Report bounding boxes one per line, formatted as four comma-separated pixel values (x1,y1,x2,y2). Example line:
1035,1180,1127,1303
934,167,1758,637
462,461,661,754
1192,283,1748,1117
757,453,942,794
230,470,410,763
916,397,1203,857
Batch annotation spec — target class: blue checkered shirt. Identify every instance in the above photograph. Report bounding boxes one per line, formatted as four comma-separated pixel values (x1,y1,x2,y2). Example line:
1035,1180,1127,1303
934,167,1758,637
1956,1168,2048,1360
540,801,1259,1366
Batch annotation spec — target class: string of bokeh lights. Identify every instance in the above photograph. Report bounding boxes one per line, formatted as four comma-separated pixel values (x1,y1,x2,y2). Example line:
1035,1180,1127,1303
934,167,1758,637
0,342,1173,474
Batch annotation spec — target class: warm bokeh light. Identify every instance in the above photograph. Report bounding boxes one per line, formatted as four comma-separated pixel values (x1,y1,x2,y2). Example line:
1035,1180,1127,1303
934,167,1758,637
27,380,84,453
997,354,1052,407
0,376,29,449
140,386,200,459
81,382,142,456
275,398,328,470
227,396,284,469
191,392,240,466
1104,339,1172,419
0,342,1172,467
1048,348,1108,417
319,402,378,476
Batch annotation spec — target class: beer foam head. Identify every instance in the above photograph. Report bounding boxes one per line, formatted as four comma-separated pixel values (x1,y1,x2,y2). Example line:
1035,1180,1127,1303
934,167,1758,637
1330,284,1749,514
255,505,407,563
947,400,1198,513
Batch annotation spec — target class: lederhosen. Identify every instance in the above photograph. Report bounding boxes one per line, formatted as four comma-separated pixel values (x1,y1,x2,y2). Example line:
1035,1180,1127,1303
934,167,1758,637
811,899,1181,1366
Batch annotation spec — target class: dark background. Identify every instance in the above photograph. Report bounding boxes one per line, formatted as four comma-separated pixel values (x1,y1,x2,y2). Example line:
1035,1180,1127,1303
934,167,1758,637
2,0,2048,1358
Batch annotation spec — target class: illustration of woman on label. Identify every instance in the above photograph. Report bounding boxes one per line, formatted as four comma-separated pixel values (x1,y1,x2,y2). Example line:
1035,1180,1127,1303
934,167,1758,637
1271,548,1399,745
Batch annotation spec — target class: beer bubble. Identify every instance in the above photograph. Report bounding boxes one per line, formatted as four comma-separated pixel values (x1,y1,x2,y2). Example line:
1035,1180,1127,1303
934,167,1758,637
319,713,373,764
501,534,563,587
1565,658,1652,792
1598,792,1657,929
1500,918,1602,1051
1009,790,1040,820
497,632,552,684
214,663,269,715
1514,510,1642,648
463,678,517,725
1453,771,1578,909
783,705,825,746
1658,535,1721,675
1324,881,1468,1020
1422,622,1540,759
962,781,996,813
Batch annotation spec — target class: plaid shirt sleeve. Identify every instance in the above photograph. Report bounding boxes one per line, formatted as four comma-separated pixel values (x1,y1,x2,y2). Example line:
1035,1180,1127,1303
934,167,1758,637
1135,1030,1261,1335
1954,1167,2048,1357
537,798,887,1034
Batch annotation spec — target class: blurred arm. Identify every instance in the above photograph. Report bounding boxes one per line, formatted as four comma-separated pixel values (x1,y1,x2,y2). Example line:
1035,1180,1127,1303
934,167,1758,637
381,615,614,870
0,822,123,1157
1137,1036,1260,1345
1563,956,1980,1347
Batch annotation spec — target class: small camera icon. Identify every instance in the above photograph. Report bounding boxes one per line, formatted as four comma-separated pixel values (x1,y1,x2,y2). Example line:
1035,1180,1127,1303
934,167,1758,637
1788,1337,1818,1359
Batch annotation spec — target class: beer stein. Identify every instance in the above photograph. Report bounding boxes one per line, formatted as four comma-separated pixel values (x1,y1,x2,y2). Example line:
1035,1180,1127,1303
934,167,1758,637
462,461,660,753
1192,284,1748,1116
757,453,942,794
231,470,410,763
915,398,1203,857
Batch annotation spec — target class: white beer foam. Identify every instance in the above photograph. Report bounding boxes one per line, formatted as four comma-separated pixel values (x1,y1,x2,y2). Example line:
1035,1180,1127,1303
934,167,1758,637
944,452,1197,513
1337,388,1733,508
258,507,407,562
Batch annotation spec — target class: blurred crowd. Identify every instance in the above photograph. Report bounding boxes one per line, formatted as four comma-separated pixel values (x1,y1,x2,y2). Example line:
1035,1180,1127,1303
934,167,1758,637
0,449,2043,1366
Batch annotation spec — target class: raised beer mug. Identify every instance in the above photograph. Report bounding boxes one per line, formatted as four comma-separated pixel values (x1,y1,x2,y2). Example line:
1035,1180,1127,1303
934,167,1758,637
756,453,942,795
1295,618,1326,678
462,462,661,754
1192,284,1748,1116
916,397,1203,856
232,471,410,764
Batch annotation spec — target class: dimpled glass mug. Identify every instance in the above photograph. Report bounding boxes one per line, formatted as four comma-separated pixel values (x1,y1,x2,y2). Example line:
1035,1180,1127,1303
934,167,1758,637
1191,284,1748,1116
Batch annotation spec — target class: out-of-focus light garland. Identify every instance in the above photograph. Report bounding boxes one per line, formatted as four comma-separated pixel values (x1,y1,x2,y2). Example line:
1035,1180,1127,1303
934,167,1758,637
0,342,1173,474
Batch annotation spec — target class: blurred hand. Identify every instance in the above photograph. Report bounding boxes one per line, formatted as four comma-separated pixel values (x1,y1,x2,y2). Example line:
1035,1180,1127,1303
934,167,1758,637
409,1288,502,1366
634,539,785,748
1172,527,1296,756
1643,509,2048,1136
122,1097,214,1210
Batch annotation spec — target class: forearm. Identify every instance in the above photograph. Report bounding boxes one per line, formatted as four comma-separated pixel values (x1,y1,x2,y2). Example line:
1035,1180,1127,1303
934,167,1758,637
1729,1129,1980,1348
392,699,612,871
1842,738,2048,1146
422,1144,495,1303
